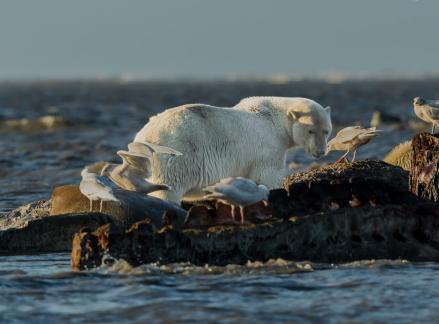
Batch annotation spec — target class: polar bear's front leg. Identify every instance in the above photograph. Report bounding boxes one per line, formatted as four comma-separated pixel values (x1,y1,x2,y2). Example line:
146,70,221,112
250,167,286,190
149,187,184,205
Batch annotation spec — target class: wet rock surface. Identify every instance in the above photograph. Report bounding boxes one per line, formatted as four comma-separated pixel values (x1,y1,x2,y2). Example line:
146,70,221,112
0,185,186,254
410,133,439,202
50,185,186,227
71,160,439,270
278,160,412,217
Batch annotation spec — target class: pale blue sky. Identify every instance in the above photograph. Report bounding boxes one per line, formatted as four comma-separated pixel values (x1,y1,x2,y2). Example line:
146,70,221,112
0,0,438,79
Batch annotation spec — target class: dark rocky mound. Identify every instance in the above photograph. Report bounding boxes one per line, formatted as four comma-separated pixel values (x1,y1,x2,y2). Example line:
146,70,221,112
71,160,439,270
0,185,186,254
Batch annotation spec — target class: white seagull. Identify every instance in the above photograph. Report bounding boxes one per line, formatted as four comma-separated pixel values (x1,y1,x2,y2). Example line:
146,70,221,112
413,97,439,134
203,177,269,224
326,126,382,162
101,141,181,194
79,167,119,212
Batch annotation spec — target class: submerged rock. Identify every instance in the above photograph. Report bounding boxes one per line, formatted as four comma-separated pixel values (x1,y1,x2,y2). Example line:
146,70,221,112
0,115,68,131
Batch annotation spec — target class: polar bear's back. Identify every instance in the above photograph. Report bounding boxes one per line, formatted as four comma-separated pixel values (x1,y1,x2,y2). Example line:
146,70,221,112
134,104,245,153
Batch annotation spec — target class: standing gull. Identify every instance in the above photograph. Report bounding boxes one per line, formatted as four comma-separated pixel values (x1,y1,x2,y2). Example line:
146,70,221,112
413,97,439,134
203,177,269,224
79,167,119,212
326,126,382,162
101,141,181,194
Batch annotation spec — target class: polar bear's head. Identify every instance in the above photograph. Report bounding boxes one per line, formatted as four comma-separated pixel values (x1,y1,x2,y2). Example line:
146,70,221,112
286,99,332,158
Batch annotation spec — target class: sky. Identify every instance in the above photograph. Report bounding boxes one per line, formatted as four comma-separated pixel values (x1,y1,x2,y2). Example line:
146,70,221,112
0,0,438,80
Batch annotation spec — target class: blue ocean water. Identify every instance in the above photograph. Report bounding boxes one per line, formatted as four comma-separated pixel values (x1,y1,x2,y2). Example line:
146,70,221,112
1,254,439,322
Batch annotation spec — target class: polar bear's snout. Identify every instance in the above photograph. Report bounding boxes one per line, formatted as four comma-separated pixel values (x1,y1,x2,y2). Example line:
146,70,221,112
313,149,326,158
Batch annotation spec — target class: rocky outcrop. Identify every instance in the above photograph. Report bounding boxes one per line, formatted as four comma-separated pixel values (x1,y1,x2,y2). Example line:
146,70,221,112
410,133,439,202
71,160,439,270
50,185,186,227
0,185,186,254
0,199,51,230
1,213,115,254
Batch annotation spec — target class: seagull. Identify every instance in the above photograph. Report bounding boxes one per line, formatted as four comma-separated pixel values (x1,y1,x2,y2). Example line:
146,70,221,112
101,141,181,194
326,126,382,162
203,177,269,224
79,167,119,212
413,97,439,134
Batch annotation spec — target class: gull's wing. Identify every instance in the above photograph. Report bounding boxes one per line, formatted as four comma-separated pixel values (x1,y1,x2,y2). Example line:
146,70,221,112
80,174,119,201
128,142,154,158
334,126,365,143
230,177,260,193
95,174,119,190
357,128,382,141
424,105,439,119
117,150,150,174
425,99,439,109
203,178,262,200
132,141,183,156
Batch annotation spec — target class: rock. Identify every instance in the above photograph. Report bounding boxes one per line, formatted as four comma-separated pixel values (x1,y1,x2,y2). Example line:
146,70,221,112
282,160,412,216
1,115,68,131
0,185,186,254
71,202,439,271
410,133,439,202
50,185,186,227
71,160,439,270
0,199,51,230
1,213,115,254
370,111,403,130
384,140,412,171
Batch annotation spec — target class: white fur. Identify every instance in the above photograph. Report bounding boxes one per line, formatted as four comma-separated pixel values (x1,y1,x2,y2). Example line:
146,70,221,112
134,96,332,203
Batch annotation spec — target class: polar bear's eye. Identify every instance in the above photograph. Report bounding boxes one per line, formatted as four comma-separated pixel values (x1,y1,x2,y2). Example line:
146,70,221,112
308,130,315,134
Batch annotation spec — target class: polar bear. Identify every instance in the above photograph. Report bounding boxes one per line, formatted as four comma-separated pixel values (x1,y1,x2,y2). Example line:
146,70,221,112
133,96,332,203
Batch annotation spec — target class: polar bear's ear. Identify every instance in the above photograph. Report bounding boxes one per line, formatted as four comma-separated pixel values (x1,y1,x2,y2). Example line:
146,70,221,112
324,106,331,115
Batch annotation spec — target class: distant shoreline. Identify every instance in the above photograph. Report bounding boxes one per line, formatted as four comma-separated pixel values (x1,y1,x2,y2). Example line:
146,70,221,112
1,73,439,85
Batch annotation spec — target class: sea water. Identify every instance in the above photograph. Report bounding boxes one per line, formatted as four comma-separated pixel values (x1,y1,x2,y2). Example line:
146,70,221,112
1,80,439,322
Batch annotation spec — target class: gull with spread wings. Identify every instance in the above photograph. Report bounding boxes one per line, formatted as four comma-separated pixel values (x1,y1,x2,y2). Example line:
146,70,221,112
101,141,182,195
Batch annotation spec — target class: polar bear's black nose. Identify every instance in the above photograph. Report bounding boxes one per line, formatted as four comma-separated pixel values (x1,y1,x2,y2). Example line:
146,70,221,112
313,150,325,158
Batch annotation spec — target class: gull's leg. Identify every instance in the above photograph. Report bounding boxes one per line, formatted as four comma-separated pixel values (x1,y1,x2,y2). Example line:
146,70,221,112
336,151,350,163
351,150,357,162
432,124,436,134
89,199,92,212
239,206,245,224
231,204,236,221
99,200,103,212
262,200,268,207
